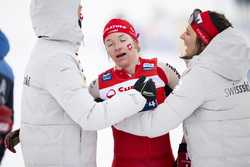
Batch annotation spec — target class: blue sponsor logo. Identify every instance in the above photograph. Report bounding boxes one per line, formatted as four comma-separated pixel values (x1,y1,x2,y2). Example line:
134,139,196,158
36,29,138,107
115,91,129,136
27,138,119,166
141,100,158,112
102,72,112,81
143,63,154,71
247,69,250,82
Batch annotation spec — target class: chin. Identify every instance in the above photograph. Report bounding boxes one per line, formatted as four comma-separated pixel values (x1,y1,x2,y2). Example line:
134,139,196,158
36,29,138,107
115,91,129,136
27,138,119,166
180,52,193,59
119,64,129,70
117,60,129,67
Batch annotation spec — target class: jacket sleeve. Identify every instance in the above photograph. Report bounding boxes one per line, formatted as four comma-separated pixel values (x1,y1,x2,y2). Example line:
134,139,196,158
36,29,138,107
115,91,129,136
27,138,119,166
115,68,206,137
45,54,146,130
0,30,10,58
114,61,180,133
158,61,180,89
88,78,103,101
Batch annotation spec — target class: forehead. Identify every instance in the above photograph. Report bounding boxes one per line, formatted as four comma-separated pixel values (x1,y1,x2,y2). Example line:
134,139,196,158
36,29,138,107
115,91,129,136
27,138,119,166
187,25,197,36
186,25,193,31
104,32,131,42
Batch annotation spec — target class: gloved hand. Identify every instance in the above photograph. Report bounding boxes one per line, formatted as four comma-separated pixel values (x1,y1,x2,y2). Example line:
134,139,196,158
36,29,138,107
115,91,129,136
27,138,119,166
175,143,191,167
0,105,13,133
4,129,20,153
94,98,104,103
134,76,157,111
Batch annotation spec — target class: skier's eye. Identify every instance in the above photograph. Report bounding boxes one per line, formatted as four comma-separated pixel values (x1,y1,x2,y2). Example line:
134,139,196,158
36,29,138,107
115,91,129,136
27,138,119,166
105,41,113,47
118,35,127,42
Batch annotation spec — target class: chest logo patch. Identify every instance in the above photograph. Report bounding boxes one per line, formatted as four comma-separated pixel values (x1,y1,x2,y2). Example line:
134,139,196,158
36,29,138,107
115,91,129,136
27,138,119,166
143,63,154,71
102,72,112,81
106,89,116,98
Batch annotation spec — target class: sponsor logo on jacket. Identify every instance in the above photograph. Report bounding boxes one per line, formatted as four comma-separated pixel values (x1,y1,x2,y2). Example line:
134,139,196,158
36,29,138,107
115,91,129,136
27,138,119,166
23,75,31,87
224,81,250,97
106,89,116,98
166,63,181,79
102,72,112,81
106,85,133,98
143,63,154,71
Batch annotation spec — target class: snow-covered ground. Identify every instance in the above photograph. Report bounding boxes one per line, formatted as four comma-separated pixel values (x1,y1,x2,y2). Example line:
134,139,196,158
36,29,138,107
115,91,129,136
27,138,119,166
1,0,248,166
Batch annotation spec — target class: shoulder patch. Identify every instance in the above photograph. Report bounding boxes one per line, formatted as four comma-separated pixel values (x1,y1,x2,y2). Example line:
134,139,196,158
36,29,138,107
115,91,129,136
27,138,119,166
88,79,100,99
102,72,112,81
23,75,31,87
143,63,155,71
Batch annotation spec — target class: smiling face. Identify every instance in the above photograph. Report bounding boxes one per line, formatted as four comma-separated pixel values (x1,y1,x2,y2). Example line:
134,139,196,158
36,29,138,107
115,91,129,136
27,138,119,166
180,25,200,59
104,32,140,70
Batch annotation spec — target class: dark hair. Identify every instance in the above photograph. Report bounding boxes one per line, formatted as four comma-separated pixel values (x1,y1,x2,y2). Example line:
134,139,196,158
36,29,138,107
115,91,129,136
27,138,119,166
208,11,233,33
195,38,205,55
195,11,233,54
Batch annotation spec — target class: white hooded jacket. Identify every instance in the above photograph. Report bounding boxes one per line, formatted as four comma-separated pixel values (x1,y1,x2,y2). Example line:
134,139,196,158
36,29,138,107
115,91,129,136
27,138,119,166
20,0,145,167
115,28,250,167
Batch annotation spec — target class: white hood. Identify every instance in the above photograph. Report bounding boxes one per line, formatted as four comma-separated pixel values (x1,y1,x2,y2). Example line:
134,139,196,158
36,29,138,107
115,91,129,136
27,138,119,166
30,0,83,46
194,28,250,81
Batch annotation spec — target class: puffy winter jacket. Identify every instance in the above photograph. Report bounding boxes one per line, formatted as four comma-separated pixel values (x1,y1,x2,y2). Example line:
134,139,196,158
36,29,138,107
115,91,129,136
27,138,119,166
115,28,250,167
20,0,145,167
0,31,14,162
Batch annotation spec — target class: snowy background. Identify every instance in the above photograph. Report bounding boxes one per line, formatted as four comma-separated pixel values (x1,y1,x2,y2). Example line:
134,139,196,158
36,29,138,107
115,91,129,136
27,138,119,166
0,0,249,166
